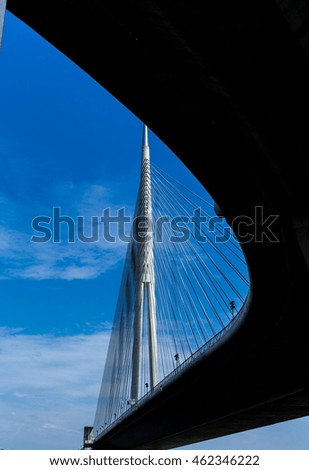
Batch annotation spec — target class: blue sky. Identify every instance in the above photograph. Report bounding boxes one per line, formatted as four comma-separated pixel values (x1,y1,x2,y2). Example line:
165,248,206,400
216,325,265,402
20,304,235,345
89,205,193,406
0,11,308,450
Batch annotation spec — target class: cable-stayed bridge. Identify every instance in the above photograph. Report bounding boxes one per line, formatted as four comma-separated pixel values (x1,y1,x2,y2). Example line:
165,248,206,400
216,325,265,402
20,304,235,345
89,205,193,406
7,0,309,450
87,126,249,448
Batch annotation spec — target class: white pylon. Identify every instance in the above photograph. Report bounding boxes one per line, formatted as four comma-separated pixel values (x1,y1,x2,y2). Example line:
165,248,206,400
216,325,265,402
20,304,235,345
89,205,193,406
131,125,158,401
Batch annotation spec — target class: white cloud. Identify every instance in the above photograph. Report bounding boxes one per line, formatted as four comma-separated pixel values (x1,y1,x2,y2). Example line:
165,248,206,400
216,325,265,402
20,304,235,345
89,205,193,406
0,328,110,449
42,423,60,430
0,225,126,280
0,181,133,280
1,328,308,451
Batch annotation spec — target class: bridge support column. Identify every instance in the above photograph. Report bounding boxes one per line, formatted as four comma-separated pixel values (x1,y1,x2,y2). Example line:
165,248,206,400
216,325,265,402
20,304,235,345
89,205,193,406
131,281,144,401
130,125,158,401
146,281,158,389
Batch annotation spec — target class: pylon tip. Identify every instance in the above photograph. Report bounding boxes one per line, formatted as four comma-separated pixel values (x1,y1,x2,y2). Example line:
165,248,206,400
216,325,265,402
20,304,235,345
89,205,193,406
143,125,149,147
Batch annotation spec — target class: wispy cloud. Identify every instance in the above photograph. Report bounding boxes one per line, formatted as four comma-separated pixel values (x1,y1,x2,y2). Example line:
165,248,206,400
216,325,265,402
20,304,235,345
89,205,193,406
0,181,133,280
0,328,110,449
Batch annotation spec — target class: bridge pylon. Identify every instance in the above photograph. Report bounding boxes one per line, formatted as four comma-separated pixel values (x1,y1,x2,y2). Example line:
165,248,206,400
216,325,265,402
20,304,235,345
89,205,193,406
131,125,158,400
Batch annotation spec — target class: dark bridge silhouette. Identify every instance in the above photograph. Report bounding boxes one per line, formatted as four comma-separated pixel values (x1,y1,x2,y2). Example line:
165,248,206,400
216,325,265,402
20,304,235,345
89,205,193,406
7,0,309,449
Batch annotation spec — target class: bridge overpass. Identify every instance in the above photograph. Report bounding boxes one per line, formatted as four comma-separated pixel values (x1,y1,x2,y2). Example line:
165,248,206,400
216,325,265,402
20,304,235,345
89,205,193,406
6,0,309,449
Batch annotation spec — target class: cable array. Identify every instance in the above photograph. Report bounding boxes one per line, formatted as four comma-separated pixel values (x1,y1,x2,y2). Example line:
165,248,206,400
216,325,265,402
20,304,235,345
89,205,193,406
92,163,249,438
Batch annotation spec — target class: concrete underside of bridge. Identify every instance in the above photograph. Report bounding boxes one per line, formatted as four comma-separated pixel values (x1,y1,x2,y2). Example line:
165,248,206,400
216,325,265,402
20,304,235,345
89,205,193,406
7,0,309,449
